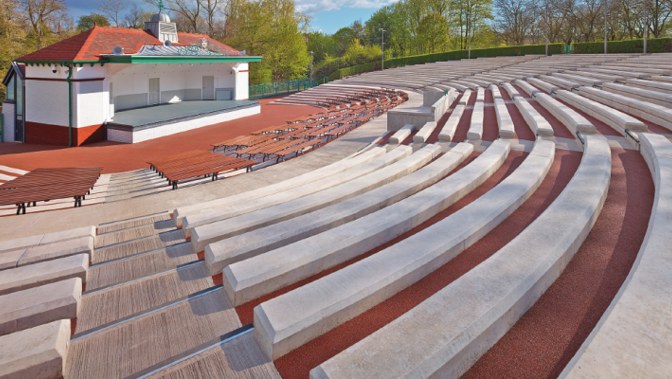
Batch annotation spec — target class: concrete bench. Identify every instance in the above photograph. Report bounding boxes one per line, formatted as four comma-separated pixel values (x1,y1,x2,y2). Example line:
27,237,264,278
543,75,580,90
601,64,672,76
202,145,435,273
580,67,650,79
579,86,672,131
191,146,412,252
514,79,540,96
181,147,386,236
0,236,93,271
554,73,602,87
490,84,503,99
173,147,386,227
0,254,88,296
514,96,554,136
652,76,672,84
0,278,82,336
495,98,516,138
225,141,507,311
0,226,95,255
310,135,609,379
438,105,466,142
527,78,559,94
0,319,70,379
457,89,472,106
557,89,647,135
413,121,437,143
255,138,554,361
221,144,473,306
572,70,625,83
467,101,485,140
502,82,522,98
475,86,485,103
535,92,596,134
389,124,415,144
626,78,672,94
602,82,672,109
560,133,672,379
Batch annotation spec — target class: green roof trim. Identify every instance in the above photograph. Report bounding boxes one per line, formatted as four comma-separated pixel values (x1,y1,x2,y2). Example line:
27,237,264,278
103,55,263,64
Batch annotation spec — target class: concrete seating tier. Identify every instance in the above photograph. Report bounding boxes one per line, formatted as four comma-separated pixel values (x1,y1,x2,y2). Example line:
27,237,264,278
578,86,672,131
502,82,522,98
413,121,437,143
0,235,92,271
490,84,503,99
311,135,609,379
514,96,554,136
495,98,516,138
557,89,647,135
542,75,581,90
225,141,507,312
601,82,672,109
467,87,485,140
626,78,672,94
580,67,650,79
389,124,414,144
0,226,95,255
221,143,471,306
0,319,71,379
175,147,386,229
203,145,437,274
191,147,412,252
438,105,466,142
554,73,602,86
0,278,82,336
514,79,540,96
0,254,88,296
527,78,558,94
457,89,472,105
535,93,596,134
255,138,555,360
561,133,672,379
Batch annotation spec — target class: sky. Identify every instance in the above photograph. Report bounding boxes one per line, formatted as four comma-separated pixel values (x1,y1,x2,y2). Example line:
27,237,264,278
65,0,395,34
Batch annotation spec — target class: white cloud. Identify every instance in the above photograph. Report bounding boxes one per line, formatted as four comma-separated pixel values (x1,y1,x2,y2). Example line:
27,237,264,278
296,0,399,14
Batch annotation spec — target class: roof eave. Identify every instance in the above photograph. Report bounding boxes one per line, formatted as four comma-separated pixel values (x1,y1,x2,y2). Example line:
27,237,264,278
103,55,263,64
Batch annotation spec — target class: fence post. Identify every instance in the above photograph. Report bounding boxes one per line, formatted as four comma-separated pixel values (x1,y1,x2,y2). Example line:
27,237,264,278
262,83,265,99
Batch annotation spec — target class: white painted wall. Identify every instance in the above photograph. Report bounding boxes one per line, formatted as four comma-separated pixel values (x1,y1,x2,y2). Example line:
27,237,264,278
25,80,69,127
75,81,105,128
234,63,249,100
2,102,15,142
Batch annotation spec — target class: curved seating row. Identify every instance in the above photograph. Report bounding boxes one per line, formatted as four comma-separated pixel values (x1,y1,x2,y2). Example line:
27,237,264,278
255,138,555,360
191,146,413,252
310,134,610,379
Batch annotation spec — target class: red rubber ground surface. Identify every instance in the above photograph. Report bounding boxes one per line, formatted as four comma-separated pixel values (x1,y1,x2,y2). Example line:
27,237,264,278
505,103,536,141
0,97,322,173
483,104,499,142
464,148,653,379
453,108,473,143
264,147,584,379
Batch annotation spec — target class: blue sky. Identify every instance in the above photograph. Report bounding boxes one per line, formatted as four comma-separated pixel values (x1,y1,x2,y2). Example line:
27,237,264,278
65,0,393,35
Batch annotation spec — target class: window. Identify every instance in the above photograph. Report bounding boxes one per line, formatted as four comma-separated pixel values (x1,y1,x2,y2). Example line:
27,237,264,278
6,75,15,101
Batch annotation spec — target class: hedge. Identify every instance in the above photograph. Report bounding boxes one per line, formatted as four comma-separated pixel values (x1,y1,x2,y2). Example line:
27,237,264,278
327,43,565,81
572,37,672,54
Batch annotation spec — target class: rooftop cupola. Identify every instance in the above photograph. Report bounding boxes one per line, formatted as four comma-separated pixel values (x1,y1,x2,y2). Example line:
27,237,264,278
144,1,179,44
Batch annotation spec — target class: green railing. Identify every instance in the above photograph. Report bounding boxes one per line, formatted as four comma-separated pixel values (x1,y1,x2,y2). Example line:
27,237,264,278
250,77,319,100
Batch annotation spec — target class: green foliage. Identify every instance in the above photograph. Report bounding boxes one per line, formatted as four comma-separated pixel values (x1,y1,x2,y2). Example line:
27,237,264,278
313,40,381,80
221,0,310,84
327,43,565,81
572,38,672,54
77,14,110,31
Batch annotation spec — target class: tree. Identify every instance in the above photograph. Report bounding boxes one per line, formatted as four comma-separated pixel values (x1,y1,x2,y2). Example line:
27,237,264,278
495,0,532,46
77,13,110,30
122,3,152,28
418,12,449,52
96,0,128,27
19,0,67,48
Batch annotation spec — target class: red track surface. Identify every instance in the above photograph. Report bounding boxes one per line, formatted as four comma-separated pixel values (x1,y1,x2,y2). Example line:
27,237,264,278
485,89,494,103
261,148,584,379
425,112,451,145
464,148,653,379
452,108,473,143
0,97,321,174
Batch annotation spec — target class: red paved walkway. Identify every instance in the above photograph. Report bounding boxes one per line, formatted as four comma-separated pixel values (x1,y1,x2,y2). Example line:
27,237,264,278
0,97,321,174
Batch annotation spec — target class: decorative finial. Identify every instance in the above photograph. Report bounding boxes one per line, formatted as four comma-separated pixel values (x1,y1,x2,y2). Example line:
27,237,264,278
158,0,164,13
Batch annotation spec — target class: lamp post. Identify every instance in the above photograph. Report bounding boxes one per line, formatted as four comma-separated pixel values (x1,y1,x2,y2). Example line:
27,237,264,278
380,28,386,71
310,51,314,85
604,0,608,54
644,0,648,53
545,3,549,56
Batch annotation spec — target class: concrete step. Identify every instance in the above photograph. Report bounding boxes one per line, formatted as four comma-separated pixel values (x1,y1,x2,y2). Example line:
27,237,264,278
535,92,596,134
389,124,414,144
91,228,187,264
495,98,516,138
515,96,554,136
438,105,466,142
467,100,484,140
255,138,554,360
94,220,176,248
96,212,173,235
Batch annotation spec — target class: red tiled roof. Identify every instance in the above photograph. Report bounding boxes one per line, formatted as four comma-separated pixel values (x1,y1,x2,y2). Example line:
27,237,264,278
17,26,241,62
